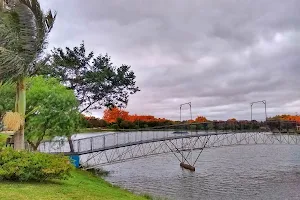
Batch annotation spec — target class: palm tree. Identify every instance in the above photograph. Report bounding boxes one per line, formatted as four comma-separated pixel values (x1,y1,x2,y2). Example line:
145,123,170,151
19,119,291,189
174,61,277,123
0,0,56,149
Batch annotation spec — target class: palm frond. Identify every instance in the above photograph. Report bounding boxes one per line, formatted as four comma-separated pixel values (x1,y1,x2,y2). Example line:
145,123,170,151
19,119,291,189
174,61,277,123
0,46,26,79
28,54,50,76
0,25,18,47
0,0,56,80
17,0,56,61
0,10,22,51
14,2,38,63
0,6,25,80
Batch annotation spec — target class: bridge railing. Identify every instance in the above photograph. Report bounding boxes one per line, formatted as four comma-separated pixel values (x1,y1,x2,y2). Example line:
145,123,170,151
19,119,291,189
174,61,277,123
38,120,297,154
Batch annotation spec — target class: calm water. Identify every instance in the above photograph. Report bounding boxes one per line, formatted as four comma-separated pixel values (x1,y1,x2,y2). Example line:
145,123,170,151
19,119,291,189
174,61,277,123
101,145,300,200
68,132,300,199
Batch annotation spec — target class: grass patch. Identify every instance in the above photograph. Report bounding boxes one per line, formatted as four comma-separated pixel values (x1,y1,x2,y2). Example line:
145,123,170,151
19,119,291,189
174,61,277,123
0,170,149,200
141,193,168,200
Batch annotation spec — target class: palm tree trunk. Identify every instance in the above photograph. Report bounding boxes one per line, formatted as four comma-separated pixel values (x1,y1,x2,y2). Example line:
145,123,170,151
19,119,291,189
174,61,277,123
14,77,26,150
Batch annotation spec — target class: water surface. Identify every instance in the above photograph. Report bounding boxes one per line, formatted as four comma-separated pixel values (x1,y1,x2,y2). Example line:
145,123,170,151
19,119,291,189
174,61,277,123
102,145,300,200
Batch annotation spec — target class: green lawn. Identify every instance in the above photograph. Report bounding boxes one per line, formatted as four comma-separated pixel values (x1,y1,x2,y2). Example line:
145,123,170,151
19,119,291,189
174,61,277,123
0,170,149,200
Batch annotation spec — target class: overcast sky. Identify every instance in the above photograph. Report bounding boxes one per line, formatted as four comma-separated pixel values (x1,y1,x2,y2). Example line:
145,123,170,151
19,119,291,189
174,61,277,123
40,0,300,121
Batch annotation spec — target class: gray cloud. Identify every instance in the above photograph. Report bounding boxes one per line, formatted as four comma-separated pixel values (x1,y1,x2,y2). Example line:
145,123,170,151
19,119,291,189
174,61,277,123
40,0,300,121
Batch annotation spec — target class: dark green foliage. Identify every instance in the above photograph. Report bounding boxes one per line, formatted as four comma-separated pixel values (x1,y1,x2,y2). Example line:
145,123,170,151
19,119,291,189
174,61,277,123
116,117,123,126
131,120,173,129
84,116,108,128
0,82,15,116
36,42,140,113
111,124,119,131
0,148,73,181
120,120,131,129
0,76,80,150
0,134,8,148
26,76,80,150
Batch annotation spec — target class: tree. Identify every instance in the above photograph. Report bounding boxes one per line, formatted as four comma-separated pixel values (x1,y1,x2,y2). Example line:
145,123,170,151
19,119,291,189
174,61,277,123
37,42,140,113
120,120,131,129
37,43,139,152
0,76,79,150
26,76,79,150
84,116,108,128
103,107,129,123
195,116,208,123
0,0,56,149
0,82,15,117
227,118,237,121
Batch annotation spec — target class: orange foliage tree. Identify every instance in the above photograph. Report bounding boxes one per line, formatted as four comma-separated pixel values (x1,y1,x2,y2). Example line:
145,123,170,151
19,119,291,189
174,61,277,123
103,107,129,123
103,108,169,123
227,118,237,121
270,114,300,122
195,116,208,123
127,114,156,122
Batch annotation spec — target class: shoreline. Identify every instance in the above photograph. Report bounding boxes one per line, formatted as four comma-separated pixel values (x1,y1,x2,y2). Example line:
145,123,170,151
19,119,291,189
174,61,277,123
0,169,155,200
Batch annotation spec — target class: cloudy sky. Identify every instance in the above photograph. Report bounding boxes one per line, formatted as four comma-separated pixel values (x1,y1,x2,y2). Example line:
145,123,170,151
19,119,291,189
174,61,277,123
40,0,300,121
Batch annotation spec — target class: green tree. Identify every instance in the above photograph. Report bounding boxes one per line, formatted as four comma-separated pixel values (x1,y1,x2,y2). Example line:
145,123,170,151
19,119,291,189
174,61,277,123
111,124,119,131
37,42,139,151
0,82,15,116
0,76,80,149
0,0,56,149
120,121,130,129
84,117,108,128
26,76,79,150
37,42,140,113
0,76,79,150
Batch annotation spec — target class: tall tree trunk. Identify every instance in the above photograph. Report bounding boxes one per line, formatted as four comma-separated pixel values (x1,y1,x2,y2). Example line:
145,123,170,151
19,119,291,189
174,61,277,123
68,136,74,152
14,77,26,150
27,140,38,151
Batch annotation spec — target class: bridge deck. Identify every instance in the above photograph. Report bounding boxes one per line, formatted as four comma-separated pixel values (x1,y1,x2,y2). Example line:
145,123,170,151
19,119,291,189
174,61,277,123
42,131,268,155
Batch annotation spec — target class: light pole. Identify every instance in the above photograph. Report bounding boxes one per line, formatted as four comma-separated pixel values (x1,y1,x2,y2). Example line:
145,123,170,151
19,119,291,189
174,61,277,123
250,100,267,121
180,102,192,122
179,102,193,168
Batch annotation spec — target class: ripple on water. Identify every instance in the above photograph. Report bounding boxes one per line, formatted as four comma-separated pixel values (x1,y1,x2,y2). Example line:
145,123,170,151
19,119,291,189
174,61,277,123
104,145,300,200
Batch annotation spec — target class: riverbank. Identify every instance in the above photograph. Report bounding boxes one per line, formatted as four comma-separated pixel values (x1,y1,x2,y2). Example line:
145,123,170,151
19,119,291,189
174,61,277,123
0,170,149,200
79,128,115,133
78,128,147,133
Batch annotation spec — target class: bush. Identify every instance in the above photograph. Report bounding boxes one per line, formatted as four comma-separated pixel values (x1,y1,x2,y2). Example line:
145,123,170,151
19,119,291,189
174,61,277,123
111,124,119,130
0,148,73,181
84,116,108,128
0,134,8,148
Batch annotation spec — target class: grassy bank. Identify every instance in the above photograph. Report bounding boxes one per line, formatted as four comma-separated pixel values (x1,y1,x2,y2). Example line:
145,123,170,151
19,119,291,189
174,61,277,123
78,128,156,134
78,128,115,133
0,170,149,200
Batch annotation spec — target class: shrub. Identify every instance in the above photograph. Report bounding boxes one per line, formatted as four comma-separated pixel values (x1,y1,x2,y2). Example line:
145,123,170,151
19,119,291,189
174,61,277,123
111,124,119,130
0,148,73,181
84,117,108,128
0,134,8,148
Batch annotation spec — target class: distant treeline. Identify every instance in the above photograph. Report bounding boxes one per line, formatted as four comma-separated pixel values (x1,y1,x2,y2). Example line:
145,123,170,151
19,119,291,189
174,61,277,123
81,111,300,131
82,116,269,131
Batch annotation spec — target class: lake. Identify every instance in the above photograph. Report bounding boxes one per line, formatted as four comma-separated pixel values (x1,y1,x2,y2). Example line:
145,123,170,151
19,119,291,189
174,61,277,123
59,132,300,199
101,143,300,199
